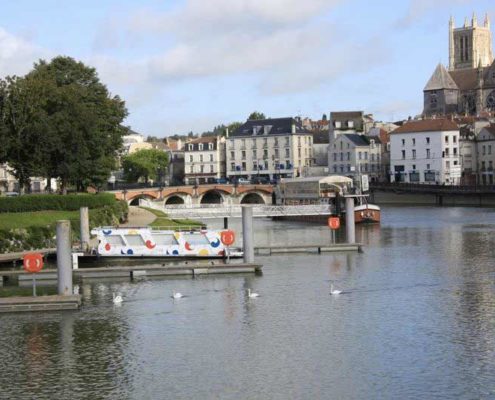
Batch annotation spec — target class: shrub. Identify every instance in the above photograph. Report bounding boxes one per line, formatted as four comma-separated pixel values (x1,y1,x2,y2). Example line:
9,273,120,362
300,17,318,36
0,193,117,213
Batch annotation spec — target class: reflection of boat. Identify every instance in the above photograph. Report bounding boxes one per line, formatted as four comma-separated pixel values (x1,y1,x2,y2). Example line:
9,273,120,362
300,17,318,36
90,227,242,258
354,202,381,224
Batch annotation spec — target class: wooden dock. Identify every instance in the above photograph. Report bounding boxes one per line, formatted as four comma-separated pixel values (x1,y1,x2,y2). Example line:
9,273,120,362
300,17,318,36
0,295,81,313
0,262,263,284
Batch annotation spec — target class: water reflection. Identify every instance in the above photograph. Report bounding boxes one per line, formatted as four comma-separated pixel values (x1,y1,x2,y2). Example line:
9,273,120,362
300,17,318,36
1,206,495,398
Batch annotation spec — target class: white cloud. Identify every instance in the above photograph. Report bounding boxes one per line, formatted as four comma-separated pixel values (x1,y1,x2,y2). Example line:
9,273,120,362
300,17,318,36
397,0,475,28
0,27,49,77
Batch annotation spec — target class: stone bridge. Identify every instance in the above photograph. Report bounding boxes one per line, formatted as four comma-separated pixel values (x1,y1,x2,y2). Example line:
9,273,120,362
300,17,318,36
111,184,275,206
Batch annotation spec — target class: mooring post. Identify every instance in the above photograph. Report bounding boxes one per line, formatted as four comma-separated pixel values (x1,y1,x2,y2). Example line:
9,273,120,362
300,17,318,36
224,217,228,229
80,207,90,253
57,220,73,296
345,196,355,244
242,206,254,263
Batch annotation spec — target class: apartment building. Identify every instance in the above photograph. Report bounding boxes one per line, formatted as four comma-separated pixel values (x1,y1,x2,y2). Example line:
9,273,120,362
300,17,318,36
390,119,461,184
226,118,313,181
184,136,226,185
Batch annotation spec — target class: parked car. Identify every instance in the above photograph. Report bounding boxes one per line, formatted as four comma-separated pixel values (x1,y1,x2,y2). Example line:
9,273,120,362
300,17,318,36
4,191,19,197
251,177,269,185
215,178,229,184
236,178,250,185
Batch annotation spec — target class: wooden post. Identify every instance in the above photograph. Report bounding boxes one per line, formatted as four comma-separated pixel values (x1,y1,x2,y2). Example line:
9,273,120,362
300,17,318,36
80,207,90,252
57,220,73,296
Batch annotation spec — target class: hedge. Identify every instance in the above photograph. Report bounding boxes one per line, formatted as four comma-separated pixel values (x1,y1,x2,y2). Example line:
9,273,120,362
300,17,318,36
0,193,117,213
0,201,128,253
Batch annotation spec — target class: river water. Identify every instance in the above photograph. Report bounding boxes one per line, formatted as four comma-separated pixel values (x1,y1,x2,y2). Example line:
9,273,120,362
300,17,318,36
1,206,495,399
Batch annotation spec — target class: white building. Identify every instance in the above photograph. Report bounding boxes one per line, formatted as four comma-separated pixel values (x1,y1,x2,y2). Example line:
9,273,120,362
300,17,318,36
476,124,495,184
226,117,313,181
390,119,461,184
184,136,226,185
328,134,382,182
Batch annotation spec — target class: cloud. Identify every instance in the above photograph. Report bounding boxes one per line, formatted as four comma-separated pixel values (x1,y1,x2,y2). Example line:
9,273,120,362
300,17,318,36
396,0,475,28
0,27,49,77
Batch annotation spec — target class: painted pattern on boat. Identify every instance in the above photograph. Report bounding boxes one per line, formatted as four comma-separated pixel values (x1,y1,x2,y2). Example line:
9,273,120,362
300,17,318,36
91,227,234,257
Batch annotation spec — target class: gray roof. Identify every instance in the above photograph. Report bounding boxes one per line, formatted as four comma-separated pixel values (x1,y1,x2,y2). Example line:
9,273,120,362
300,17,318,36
343,134,372,146
231,117,311,137
424,63,459,91
312,132,329,144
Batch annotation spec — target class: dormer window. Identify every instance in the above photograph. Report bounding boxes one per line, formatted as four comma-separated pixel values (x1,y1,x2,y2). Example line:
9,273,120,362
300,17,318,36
208,143,213,150
347,120,354,128
199,143,203,151
335,121,341,128
188,144,193,151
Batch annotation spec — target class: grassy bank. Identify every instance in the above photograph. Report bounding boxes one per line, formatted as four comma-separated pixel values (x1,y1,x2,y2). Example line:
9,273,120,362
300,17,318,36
0,210,80,230
141,207,203,228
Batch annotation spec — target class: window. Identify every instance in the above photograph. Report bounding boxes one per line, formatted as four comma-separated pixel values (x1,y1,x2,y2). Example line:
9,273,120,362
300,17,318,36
241,162,246,171
208,143,213,150
200,165,204,173
340,141,343,149
210,154,213,161
190,166,194,173
182,233,210,246
241,139,246,148
253,161,258,170
483,145,486,155
489,145,492,155
445,148,449,156
347,120,354,128
285,137,290,146
274,138,278,147
263,149,268,158
401,150,406,159
412,138,416,146
347,152,350,161
199,143,203,151
426,137,430,144
412,149,416,159
230,151,235,159
358,152,362,160
453,136,457,144
124,235,146,246
152,234,178,246
200,155,203,162
253,149,257,158
241,151,246,160
230,162,235,171
453,147,457,155
445,135,449,144
335,121,341,128
347,164,351,172
340,152,343,161
298,148,302,157
298,137,301,146
188,144,193,151
333,153,337,161
106,235,125,246
333,165,337,173
426,149,430,158
285,148,290,158
402,139,405,146
490,161,493,170
189,155,193,162
210,165,214,173
426,164,430,170
275,149,279,158
364,152,368,160
371,154,375,161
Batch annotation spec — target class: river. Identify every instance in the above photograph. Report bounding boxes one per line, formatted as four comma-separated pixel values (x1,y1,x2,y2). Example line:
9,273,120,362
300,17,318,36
1,206,495,399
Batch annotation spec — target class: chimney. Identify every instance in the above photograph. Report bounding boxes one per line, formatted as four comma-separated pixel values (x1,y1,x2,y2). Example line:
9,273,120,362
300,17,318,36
225,127,229,138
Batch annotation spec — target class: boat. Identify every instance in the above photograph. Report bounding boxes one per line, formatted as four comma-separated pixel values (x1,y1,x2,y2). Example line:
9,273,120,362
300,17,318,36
90,227,242,258
354,202,381,224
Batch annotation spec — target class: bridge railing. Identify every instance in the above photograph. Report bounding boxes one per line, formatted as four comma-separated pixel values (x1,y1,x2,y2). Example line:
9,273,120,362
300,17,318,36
370,182,495,193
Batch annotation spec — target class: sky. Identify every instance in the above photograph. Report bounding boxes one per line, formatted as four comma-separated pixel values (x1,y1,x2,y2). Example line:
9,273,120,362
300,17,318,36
0,0,494,137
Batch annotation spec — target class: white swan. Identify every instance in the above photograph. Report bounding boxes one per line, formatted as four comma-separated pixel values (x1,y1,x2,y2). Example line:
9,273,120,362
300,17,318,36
113,293,123,304
247,289,259,298
330,284,342,295
172,290,183,299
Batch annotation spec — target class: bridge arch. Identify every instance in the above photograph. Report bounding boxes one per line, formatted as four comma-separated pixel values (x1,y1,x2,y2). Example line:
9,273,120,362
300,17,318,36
128,194,156,206
200,190,225,204
240,192,266,204
164,195,185,205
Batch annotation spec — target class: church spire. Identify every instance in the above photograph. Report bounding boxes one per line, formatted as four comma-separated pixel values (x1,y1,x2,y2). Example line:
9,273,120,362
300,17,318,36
472,12,478,27
464,16,469,27
449,16,455,70
485,13,490,29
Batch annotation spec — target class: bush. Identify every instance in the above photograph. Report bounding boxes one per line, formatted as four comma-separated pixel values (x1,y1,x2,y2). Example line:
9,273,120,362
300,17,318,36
0,193,117,213
0,200,128,253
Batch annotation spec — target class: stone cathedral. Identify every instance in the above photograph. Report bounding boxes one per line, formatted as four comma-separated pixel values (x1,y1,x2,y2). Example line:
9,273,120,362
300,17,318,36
423,14,495,116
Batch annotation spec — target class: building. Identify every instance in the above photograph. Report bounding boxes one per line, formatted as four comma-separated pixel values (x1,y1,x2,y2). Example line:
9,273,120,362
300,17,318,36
390,119,461,184
476,124,495,184
226,117,313,181
423,14,495,117
184,136,226,185
328,134,382,182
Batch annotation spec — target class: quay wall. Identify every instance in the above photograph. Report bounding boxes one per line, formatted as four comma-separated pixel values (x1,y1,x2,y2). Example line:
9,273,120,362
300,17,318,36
371,191,495,207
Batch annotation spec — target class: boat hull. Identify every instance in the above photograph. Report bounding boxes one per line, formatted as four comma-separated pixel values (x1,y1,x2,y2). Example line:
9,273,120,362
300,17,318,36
354,204,381,224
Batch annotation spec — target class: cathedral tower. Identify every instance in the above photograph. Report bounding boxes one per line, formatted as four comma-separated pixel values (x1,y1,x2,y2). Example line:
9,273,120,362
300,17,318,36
448,13,493,71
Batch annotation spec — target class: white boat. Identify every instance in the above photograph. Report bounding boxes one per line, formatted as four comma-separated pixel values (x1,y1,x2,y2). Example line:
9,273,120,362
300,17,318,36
90,227,242,258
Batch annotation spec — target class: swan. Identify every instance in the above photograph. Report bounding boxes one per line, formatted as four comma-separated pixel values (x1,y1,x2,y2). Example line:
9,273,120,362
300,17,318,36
247,289,259,298
113,293,123,304
172,290,183,299
330,284,342,295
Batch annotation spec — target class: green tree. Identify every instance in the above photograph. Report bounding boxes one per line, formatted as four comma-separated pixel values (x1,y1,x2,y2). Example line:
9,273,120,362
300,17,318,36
122,148,169,184
227,121,242,135
0,56,128,193
248,111,266,120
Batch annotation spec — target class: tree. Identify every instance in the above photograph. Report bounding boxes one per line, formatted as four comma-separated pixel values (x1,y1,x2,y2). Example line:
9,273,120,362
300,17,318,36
122,149,169,184
0,56,128,193
248,111,266,120
322,113,328,121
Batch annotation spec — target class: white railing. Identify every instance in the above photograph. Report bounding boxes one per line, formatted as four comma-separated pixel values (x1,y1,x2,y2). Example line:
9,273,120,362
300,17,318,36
140,199,332,219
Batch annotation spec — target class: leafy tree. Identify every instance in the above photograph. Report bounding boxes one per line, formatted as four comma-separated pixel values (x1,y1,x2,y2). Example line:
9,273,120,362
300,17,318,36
122,148,169,184
227,121,242,134
248,111,266,120
0,56,128,193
